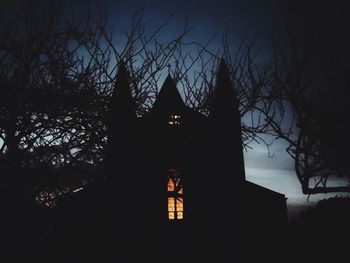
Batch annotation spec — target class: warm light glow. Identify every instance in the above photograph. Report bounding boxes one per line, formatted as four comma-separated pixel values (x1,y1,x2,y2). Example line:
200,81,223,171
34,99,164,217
168,115,181,125
168,180,175,192
168,197,175,211
169,212,175,219
167,169,184,220
176,198,183,212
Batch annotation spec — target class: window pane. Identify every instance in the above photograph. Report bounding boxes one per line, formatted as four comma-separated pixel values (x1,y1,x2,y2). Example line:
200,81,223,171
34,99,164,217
168,115,181,125
167,179,175,192
169,212,175,219
167,169,184,220
176,198,183,212
168,197,175,212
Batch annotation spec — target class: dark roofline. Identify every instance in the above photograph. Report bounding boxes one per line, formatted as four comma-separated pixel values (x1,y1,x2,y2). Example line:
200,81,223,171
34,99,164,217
245,180,286,198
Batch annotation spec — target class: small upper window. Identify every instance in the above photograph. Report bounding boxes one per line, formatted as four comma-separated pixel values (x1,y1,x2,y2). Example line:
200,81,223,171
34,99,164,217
168,115,181,125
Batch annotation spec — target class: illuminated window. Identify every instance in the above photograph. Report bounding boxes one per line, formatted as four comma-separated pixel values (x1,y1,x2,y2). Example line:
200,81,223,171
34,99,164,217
168,115,181,125
167,169,183,220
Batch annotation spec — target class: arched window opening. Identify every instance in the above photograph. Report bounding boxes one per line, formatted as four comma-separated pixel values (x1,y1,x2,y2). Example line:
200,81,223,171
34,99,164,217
167,169,183,220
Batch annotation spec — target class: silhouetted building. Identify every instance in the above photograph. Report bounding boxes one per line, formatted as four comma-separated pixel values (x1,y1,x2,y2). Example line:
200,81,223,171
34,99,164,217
52,60,287,261
105,59,286,258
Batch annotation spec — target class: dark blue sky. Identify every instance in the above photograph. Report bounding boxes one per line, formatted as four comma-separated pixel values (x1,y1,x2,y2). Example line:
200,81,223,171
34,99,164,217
3,0,349,218
103,0,279,34
100,0,281,53
93,0,350,217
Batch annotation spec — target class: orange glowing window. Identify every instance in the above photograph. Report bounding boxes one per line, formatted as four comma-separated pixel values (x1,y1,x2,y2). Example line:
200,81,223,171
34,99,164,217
167,169,183,220
167,180,175,192
168,115,181,125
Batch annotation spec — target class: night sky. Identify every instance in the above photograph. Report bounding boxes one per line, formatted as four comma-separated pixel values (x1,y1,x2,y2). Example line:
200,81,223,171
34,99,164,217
3,0,350,218
100,0,350,217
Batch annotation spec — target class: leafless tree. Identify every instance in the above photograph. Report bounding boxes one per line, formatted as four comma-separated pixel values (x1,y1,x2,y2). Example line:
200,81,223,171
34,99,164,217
0,4,278,253
262,1,350,194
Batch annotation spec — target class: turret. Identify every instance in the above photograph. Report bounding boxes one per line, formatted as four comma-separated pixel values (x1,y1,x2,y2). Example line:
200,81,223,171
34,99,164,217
210,59,245,181
108,61,136,125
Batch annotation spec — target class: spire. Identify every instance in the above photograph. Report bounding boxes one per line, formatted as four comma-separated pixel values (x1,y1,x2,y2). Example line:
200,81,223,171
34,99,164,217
210,58,245,181
210,59,239,119
109,61,136,121
105,62,137,182
152,74,185,114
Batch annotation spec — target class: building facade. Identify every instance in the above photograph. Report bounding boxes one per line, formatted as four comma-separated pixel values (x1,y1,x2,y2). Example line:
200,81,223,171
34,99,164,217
52,59,287,261
104,59,287,259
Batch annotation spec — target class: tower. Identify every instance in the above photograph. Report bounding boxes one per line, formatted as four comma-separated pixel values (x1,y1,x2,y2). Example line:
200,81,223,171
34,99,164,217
50,59,286,262
105,61,141,245
106,61,248,255
210,59,246,182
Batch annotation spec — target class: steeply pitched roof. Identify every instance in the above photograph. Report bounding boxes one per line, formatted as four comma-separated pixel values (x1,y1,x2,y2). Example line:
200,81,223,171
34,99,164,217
152,74,186,115
209,59,246,182
210,59,239,119
109,61,136,121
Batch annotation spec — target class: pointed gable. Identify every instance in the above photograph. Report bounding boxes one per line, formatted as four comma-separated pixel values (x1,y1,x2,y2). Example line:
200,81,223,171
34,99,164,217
209,58,246,181
106,61,136,169
109,61,136,122
152,74,186,115
210,59,240,120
